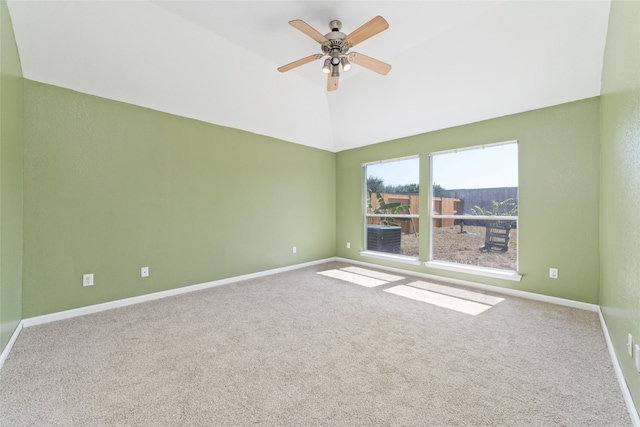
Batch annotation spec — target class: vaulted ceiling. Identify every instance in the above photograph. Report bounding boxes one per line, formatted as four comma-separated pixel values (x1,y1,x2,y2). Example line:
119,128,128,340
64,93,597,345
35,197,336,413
7,1,611,152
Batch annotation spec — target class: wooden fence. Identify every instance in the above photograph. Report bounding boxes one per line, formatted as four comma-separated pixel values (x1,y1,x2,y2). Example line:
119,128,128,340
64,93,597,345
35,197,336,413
435,187,517,215
368,193,462,232
432,197,462,227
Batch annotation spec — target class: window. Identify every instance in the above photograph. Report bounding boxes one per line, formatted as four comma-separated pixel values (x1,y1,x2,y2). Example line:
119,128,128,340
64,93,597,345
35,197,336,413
363,157,419,263
429,142,519,276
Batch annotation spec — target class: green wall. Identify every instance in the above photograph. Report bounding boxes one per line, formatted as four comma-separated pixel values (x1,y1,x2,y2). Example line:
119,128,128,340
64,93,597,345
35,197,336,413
600,0,640,411
22,80,336,317
337,98,601,304
5,5,639,414
0,0,24,351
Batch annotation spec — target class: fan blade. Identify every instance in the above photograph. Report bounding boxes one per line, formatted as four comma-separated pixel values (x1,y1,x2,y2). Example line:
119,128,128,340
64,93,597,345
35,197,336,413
327,75,339,91
349,52,392,75
343,16,389,47
289,20,329,44
278,54,324,73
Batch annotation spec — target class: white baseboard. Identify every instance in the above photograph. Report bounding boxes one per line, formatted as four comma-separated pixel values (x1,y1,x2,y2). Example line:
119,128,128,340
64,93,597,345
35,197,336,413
0,320,24,370
599,309,640,427
22,258,336,329
334,257,598,312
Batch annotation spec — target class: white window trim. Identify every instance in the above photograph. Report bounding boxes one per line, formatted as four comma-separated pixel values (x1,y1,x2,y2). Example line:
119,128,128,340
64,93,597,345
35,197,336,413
430,215,518,221
360,251,421,265
429,141,519,274
366,213,420,219
424,260,522,282
362,155,419,167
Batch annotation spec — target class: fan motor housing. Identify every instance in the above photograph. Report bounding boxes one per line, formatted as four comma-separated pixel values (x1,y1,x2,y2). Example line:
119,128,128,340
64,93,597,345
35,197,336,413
325,31,347,42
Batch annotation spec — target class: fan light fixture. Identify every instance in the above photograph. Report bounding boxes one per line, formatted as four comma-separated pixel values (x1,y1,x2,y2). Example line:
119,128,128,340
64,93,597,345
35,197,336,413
322,58,331,74
341,57,352,72
330,50,341,66
277,16,392,91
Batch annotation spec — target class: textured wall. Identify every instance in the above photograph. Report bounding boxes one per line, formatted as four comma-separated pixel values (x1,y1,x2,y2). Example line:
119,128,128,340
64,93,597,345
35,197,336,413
22,81,336,317
600,0,640,412
337,98,601,303
0,0,24,352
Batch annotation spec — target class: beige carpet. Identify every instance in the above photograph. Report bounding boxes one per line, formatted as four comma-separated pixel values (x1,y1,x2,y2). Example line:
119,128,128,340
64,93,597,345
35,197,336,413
0,262,631,426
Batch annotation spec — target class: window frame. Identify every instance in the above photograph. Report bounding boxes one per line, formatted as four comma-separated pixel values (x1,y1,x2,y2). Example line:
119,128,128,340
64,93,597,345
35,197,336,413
426,141,521,281
361,156,421,265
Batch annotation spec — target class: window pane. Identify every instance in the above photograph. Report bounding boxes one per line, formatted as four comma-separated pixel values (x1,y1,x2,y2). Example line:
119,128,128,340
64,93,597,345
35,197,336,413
431,220,517,270
432,144,518,192
365,157,419,258
431,143,518,271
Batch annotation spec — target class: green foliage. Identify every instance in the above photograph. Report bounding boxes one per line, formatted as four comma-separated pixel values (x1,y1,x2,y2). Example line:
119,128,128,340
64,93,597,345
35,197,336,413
433,183,445,196
367,176,419,195
389,183,419,194
471,198,518,216
366,176,386,194
471,197,518,227
367,192,411,226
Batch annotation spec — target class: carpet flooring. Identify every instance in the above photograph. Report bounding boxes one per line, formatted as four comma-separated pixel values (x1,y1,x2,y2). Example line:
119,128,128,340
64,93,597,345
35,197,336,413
0,261,632,426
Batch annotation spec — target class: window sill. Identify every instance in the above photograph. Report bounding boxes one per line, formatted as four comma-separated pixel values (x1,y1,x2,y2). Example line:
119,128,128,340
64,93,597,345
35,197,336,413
360,251,421,266
424,261,522,282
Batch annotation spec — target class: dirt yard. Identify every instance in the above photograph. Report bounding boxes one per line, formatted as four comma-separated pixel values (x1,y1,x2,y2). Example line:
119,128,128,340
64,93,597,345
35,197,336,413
400,225,517,271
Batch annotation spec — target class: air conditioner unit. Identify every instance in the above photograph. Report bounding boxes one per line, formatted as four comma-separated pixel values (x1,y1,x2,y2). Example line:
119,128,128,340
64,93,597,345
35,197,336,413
367,225,402,254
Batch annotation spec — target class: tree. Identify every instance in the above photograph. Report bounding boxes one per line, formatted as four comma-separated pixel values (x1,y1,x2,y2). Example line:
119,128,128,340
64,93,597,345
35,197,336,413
367,176,386,194
386,183,419,194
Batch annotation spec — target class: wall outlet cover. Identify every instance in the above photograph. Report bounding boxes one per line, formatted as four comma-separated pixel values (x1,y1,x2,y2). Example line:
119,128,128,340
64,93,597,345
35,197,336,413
141,267,149,278
83,273,94,287
635,344,640,372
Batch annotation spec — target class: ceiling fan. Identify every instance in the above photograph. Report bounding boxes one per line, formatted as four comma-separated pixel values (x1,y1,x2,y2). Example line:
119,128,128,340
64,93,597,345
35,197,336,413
277,16,392,91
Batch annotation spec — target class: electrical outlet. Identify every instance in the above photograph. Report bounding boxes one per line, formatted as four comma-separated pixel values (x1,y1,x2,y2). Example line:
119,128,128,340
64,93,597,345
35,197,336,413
628,333,634,357
549,268,558,279
347,242,351,249
141,267,149,278
635,344,640,372
292,246,297,254
83,273,94,287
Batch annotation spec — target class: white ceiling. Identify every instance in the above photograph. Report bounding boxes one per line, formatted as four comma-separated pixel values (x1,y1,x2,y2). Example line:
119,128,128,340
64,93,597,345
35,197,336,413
7,0,611,152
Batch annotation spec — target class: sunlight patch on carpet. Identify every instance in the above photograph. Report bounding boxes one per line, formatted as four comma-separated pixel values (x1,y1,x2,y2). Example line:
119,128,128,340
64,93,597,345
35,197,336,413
384,285,493,315
407,281,504,306
340,267,404,282
318,270,388,288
